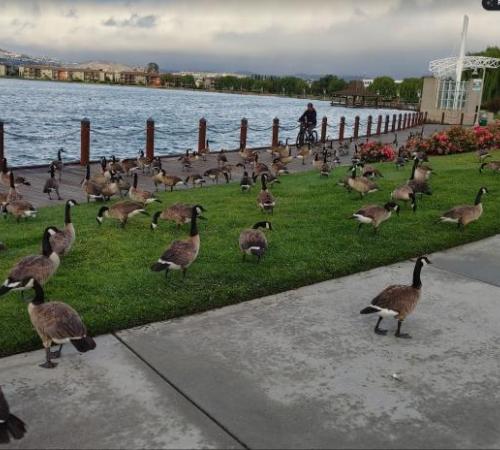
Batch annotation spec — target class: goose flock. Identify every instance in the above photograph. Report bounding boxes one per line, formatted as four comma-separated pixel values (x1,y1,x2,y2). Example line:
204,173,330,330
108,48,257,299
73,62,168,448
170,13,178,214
0,133,495,440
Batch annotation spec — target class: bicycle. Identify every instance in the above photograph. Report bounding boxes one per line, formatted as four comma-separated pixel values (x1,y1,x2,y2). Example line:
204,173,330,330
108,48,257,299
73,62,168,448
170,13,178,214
296,122,318,148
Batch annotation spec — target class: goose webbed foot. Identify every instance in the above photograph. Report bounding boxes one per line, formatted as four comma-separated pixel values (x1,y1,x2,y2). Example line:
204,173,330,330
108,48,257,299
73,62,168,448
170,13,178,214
50,344,63,359
374,317,387,335
40,361,57,369
395,320,411,338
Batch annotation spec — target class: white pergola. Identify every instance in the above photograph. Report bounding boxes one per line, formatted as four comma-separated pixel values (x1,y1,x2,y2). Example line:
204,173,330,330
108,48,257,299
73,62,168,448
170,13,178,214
429,56,500,79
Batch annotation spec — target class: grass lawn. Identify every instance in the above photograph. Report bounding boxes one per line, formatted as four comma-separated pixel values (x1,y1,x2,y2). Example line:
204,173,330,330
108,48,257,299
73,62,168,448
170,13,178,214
1,151,500,357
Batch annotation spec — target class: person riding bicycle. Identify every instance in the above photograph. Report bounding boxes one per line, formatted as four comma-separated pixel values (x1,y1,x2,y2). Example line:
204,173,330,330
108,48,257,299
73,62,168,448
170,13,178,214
299,103,317,133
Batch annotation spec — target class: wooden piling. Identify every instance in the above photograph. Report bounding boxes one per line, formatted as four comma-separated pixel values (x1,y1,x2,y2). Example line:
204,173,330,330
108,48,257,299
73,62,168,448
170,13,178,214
272,117,279,148
384,115,389,134
391,114,397,132
353,116,360,140
240,118,248,149
397,113,402,131
460,112,464,126
366,115,372,137
198,117,207,152
146,117,154,160
403,113,407,129
441,112,445,125
376,115,382,135
80,118,90,165
321,116,327,143
0,121,3,162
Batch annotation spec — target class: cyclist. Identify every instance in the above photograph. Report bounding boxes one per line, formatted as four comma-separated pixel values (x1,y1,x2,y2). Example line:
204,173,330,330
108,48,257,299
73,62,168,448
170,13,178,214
299,102,317,134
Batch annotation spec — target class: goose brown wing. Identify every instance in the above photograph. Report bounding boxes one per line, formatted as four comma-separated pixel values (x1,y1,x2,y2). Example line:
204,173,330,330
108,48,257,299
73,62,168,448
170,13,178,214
239,230,267,251
114,201,144,215
258,191,274,204
36,302,87,340
354,205,380,220
50,230,72,255
442,205,473,219
371,285,411,311
161,240,196,266
9,255,54,282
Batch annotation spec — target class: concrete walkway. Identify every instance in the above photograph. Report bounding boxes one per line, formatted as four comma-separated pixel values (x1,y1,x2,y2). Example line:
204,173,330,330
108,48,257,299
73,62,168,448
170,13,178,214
2,235,499,449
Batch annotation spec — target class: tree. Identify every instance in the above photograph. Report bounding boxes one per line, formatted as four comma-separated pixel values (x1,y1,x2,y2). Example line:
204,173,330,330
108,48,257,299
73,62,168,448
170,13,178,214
311,75,346,95
145,62,159,74
398,77,423,103
368,76,397,98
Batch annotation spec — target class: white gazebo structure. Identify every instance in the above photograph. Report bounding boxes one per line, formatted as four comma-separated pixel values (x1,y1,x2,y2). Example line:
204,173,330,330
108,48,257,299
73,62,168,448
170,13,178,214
422,16,500,125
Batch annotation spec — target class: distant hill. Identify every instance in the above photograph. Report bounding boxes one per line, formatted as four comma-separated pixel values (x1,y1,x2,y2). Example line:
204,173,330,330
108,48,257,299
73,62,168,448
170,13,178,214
0,48,64,67
75,60,141,72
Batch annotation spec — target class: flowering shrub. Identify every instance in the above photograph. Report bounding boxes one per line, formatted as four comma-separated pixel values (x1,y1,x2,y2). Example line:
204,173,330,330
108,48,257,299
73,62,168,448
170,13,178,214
359,141,396,162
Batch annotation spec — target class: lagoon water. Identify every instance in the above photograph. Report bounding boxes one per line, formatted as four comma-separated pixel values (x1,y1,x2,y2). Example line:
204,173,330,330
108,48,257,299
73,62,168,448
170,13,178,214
0,77,401,166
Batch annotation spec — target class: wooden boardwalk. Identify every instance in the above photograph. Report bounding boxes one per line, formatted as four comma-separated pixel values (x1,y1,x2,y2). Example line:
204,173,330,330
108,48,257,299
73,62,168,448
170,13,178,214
3,125,446,209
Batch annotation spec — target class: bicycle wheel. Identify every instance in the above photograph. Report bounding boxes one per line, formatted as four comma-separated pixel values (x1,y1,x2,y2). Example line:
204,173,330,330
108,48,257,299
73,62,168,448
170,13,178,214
296,130,305,148
311,130,318,144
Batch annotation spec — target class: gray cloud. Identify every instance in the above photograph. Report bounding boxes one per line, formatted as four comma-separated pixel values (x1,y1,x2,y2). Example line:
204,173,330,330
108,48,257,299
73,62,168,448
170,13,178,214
102,13,157,28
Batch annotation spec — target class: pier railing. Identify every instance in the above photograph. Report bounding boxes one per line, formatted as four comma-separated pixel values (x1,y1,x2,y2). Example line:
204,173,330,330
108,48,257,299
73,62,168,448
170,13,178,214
0,111,426,166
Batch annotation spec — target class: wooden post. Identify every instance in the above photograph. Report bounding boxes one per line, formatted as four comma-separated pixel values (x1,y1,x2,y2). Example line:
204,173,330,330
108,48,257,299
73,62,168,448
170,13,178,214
441,112,445,125
376,115,382,135
403,113,407,129
320,116,327,143
391,114,397,132
272,117,279,148
0,121,3,162
240,118,248,149
146,117,154,160
397,113,402,130
384,115,389,134
198,117,207,152
460,112,464,126
424,111,428,124
80,118,90,165
353,116,360,140
366,115,372,137
413,113,417,127
339,116,345,142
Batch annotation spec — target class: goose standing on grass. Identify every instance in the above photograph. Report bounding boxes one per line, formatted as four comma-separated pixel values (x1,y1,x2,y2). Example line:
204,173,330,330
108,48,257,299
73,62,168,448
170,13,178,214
240,171,253,192
0,387,26,443
414,157,433,181
4,172,22,203
0,227,59,296
217,149,228,167
151,205,204,279
347,165,379,198
129,173,160,204
20,278,96,369
2,201,37,222
479,161,500,174
297,142,312,165
50,148,65,180
439,187,488,229
96,201,148,228
101,172,122,200
320,153,331,177
351,202,400,234
407,158,432,197
185,174,206,188
360,256,432,338
257,174,276,214
50,200,78,256
204,168,229,184
156,172,186,192
43,164,62,200
151,204,206,230
391,186,417,212
239,221,272,262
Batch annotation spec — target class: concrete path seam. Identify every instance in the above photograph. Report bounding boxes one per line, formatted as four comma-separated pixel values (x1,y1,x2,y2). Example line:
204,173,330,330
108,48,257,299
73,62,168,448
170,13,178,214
430,262,500,289
111,332,251,450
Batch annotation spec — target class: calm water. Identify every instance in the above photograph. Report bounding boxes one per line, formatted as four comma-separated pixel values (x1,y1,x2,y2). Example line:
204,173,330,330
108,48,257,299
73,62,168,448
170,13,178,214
0,78,401,166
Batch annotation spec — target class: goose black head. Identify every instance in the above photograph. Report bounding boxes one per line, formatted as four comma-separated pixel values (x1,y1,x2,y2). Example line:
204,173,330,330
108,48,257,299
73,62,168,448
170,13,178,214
479,187,489,195
194,204,207,220
384,202,400,216
96,206,109,224
253,221,272,230
67,199,78,207
417,256,432,266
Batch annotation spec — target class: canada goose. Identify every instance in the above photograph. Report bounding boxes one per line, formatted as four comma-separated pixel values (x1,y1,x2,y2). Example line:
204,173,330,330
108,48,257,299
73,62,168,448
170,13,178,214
43,164,62,200
252,154,270,177
221,163,245,180
240,171,253,191
178,150,193,171
0,159,31,188
157,172,186,192
3,172,22,203
129,173,160,204
360,256,431,338
50,148,65,180
477,148,490,163
395,147,406,170
185,174,206,188
351,202,400,233
121,158,139,176
239,221,272,262
88,159,111,186
3,201,37,222
82,165,104,202
271,159,289,176
109,155,124,174
151,204,205,230
151,156,162,174
239,148,257,165
439,187,488,229
479,161,500,174
253,171,280,186
407,158,432,197
0,227,60,296
297,142,312,165
151,205,204,279
96,201,148,228
413,157,433,181
0,387,26,443
137,150,152,174
199,139,210,161
320,153,331,177
279,143,293,165
204,168,229,184
101,172,122,200
347,165,379,198
391,187,417,212
217,149,228,167
257,174,275,214
20,278,96,369
312,153,323,170
49,200,78,256
362,164,383,178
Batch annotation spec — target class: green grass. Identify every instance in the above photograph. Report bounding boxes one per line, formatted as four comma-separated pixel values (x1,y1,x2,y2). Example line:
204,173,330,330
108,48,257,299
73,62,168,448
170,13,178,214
1,152,500,356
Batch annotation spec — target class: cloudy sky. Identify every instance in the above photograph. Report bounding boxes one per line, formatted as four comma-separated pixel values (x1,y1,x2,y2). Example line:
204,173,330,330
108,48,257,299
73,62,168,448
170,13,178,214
0,0,498,77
